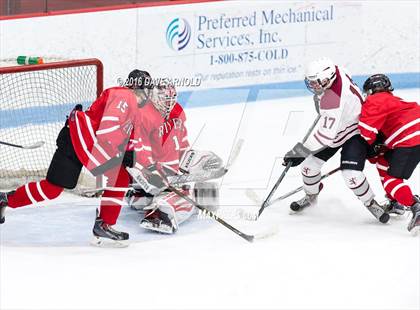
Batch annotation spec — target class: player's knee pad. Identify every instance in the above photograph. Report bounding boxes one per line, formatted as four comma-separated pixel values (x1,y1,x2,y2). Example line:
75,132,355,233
342,169,374,203
193,182,220,212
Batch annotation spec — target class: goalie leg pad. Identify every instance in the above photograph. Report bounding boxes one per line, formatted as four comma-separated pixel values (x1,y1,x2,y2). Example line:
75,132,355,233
140,188,195,234
46,127,83,189
126,189,154,211
193,182,220,212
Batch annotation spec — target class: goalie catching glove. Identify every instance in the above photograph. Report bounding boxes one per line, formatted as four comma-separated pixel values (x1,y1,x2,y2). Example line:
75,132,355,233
179,149,223,175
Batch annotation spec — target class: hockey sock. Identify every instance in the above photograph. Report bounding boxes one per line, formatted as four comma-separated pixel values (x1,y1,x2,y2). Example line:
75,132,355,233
7,180,63,208
382,176,414,206
100,189,126,225
342,169,374,205
375,157,415,206
99,166,131,225
301,156,324,195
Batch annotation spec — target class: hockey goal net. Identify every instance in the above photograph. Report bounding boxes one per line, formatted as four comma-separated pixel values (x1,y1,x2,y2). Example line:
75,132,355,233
0,58,103,192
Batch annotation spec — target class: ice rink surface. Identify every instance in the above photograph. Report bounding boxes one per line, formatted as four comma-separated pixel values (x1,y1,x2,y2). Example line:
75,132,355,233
1,89,419,310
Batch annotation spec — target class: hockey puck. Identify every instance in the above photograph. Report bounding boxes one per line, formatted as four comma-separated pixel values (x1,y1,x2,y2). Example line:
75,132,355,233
290,202,302,212
379,212,390,224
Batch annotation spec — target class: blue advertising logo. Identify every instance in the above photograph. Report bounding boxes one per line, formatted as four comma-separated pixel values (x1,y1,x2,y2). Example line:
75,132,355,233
166,18,191,51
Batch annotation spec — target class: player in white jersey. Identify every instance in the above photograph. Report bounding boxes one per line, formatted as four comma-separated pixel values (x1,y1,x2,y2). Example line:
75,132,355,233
283,58,389,223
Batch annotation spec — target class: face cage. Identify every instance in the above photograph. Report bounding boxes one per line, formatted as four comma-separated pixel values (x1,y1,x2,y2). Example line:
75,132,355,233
153,94,177,118
305,78,329,95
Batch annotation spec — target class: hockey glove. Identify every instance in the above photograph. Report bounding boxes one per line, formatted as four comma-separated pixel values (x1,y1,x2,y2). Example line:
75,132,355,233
283,143,311,167
366,132,387,159
179,150,223,174
127,166,166,196
122,150,134,168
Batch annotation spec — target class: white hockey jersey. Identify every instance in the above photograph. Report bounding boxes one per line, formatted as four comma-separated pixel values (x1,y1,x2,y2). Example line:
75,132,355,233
304,66,364,151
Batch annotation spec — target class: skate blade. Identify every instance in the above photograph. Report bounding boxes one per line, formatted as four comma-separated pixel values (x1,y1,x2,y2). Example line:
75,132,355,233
289,209,306,215
389,213,406,220
140,222,174,234
90,236,129,248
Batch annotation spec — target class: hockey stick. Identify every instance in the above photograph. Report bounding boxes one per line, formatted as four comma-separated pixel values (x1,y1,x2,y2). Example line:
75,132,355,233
257,114,321,218
81,138,245,197
167,184,254,242
247,166,341,208
0,140,45,149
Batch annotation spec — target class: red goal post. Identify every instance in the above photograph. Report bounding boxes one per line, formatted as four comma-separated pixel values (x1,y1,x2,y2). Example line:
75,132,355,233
0,58,103,193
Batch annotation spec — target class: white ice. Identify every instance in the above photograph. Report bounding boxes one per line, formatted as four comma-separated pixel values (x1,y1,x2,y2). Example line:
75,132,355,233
1,88,419,310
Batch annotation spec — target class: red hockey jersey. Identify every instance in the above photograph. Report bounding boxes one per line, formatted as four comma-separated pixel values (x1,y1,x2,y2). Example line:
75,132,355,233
358,92,420,148
68,87,139,171
132,101,189,174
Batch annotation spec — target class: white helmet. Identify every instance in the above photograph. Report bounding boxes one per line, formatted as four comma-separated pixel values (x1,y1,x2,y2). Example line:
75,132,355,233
150,79,177,119
304,58,336,94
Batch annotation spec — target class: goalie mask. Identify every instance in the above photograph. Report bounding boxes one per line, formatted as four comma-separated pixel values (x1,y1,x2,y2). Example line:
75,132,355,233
304,58,337,95
150,80,177,119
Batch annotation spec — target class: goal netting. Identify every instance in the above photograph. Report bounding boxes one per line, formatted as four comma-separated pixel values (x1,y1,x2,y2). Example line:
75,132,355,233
0,58,103,192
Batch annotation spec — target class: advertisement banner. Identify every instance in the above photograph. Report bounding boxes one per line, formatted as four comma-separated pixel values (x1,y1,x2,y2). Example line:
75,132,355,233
137,1,362,90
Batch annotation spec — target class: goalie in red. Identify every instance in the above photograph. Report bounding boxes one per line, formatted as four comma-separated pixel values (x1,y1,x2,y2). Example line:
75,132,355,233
125,74,222,234
0,70,167,247
359,74,420,235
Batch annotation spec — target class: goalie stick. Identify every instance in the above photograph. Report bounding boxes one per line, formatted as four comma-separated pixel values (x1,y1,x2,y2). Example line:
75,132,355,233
257,114,321,218
81,138,244,196
0,140,45,149
247,167,340,211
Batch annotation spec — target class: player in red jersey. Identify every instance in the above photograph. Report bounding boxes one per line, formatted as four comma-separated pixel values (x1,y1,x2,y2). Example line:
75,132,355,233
359,74,420,234
0,70,163,247
126,77,222,234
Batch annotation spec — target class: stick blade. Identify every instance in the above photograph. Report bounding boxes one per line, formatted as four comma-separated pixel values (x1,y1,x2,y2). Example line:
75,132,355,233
26,141,45,149
242,234,255,243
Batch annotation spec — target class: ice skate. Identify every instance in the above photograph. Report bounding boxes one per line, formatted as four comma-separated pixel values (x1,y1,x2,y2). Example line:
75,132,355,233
365,199,390,223
407,197,420,236
140,209,176,234
290,193,318,212
0,192,8,224
91,210,129,248
384,199,406,216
